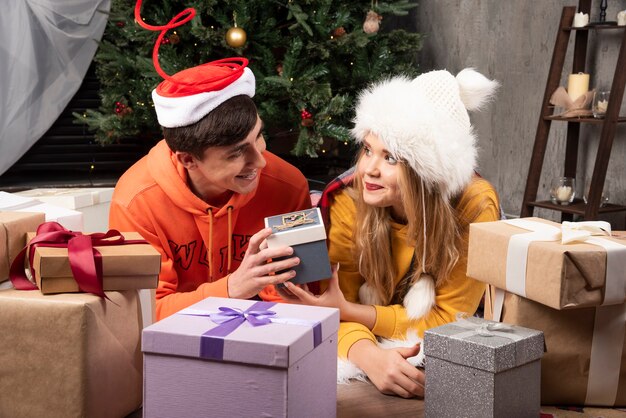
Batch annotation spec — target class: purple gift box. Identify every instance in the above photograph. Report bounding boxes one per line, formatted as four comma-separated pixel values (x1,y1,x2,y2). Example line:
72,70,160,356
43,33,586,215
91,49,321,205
142,297,340,418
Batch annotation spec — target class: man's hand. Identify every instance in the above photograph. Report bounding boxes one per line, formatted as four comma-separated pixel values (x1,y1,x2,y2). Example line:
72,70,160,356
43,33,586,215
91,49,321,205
227,227,300,299
350,340,424,398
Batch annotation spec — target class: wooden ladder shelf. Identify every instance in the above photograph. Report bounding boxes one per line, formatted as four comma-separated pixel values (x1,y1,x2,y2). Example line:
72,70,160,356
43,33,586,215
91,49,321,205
520,1,626,221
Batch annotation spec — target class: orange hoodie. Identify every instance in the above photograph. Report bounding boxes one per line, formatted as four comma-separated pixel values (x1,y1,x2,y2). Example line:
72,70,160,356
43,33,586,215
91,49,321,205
109,140,311,320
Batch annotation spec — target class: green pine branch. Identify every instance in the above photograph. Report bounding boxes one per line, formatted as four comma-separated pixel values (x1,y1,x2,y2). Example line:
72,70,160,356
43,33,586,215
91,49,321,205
75,0,422,156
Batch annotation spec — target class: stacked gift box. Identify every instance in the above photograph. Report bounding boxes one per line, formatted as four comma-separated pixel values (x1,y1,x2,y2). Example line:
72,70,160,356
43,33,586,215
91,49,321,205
467,217,626,406
0,211,161,417
0,191,84,231
15,187,114,232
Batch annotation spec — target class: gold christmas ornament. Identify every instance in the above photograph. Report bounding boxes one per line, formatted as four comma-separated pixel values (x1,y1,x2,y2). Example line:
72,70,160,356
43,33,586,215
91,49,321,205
363,10,382,34
226,26,247,48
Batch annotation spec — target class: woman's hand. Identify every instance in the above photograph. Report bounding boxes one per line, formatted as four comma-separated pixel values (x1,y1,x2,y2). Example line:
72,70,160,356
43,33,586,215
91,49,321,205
278,264,347,311
349,339,424,398
278,264,377,328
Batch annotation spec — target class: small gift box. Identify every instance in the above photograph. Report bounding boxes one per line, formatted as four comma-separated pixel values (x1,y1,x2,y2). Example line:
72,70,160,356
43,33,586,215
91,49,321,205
424,316,544,417
0,191,83,231
19,225,160,295
265,207,332,285
0,211,45,282
0,288,150,418
16,187,113,232
484,286,626,406
142,297,339,418
467,217,626,310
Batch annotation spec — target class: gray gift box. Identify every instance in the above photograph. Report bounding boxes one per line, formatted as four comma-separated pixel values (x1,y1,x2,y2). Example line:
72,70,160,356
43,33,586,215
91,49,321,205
265,207,332,285
424,317,544,418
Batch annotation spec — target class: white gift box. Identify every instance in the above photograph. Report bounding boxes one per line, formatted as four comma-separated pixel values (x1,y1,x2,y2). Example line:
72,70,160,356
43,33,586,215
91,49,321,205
15,188,113,232
0,191,83,231
265,207,332,285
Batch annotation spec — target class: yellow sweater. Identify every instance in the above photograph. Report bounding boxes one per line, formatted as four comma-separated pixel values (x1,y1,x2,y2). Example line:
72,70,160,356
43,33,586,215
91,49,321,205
328,178,500,358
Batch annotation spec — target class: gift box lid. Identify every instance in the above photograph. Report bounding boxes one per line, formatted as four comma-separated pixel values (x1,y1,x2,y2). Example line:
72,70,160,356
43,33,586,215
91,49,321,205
0,191,36,210
27,231,161,278
424,317,544,373
142,297,339,368
265,208,326,247
16,188,114,210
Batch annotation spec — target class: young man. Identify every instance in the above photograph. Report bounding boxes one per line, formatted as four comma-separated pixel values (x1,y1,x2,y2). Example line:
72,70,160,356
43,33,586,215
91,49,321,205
109,59,311,320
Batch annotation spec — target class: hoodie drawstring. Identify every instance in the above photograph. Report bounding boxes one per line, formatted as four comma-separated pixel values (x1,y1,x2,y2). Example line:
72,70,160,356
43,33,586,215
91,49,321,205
227,206,233,273
208,208,213,280
206,206,234,279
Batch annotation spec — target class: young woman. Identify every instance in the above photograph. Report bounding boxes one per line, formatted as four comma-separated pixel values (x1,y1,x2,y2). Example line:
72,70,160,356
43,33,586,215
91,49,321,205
280,68,500,398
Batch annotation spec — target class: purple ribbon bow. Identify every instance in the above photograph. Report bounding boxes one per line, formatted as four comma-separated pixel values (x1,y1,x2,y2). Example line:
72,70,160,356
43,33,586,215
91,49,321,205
201,301,277,360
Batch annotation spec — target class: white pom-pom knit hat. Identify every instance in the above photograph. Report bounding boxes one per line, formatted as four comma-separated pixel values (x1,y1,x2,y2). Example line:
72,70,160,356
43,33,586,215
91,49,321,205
352,68,499,199
135,0,255,128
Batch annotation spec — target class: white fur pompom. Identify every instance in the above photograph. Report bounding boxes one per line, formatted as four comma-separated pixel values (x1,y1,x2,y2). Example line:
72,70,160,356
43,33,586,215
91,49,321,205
378,329,425,367
456,68,499,111
358,282,383,305
337,358,368,384
403,273,436,320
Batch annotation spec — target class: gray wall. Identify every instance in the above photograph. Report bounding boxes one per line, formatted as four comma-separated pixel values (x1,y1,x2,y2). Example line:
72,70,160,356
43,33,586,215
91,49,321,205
416,1,626,225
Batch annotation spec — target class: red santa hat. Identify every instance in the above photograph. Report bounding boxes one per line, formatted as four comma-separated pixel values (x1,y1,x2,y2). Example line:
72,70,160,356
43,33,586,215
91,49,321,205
152,60,255,128
135,0,255,128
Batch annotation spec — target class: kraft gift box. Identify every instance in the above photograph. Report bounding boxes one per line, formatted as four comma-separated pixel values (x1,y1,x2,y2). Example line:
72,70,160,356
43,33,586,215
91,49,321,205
0,191,83,231
142,297,340,418
0,212,45,282
16,188,114,232
424,316,544,418
467,217,626,310
485,286,626,407
265,207,332,285
0,288,150,418
26,231,161,294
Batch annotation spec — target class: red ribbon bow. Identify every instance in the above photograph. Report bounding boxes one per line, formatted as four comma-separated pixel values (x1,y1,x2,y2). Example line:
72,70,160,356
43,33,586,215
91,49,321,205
9,222,148,298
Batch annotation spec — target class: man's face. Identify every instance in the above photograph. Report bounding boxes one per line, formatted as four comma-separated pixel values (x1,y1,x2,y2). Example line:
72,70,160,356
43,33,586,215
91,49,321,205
181,116,267,204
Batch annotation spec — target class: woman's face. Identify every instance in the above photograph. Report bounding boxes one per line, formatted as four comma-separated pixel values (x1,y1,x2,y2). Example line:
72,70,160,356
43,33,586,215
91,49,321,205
357,132,405,219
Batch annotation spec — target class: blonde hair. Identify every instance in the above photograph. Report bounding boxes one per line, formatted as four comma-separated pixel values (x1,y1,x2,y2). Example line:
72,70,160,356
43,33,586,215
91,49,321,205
352,156,488,305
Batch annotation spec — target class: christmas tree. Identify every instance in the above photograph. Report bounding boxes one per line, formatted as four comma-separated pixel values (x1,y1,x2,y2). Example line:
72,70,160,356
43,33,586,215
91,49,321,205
76,0,422,157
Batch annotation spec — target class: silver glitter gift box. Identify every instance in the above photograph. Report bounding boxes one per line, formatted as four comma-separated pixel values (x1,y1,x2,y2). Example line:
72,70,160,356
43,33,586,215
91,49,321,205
424,317,544,418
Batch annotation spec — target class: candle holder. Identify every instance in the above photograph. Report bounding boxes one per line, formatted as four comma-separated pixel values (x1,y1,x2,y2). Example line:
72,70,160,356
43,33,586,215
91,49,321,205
593,91,610,118
583,179,610,207
550,177,576,205
588,0,617,26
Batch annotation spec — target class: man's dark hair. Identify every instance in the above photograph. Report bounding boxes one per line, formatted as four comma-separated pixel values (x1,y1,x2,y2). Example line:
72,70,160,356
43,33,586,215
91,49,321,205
162,95,258,159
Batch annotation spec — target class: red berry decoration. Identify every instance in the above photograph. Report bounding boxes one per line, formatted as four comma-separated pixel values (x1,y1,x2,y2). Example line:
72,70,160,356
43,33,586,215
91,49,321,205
300,109,313,120
116,21,126,28
115,101,127,115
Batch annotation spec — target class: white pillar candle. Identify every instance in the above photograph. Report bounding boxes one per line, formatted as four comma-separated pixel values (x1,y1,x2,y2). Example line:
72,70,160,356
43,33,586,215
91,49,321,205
618,11,626,27
567,73,589,102
573,12,589,27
